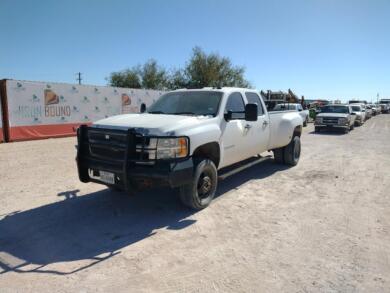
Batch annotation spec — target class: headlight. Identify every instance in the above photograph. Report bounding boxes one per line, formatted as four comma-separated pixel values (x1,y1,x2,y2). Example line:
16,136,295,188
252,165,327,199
338,118,348,125
156,137,189,159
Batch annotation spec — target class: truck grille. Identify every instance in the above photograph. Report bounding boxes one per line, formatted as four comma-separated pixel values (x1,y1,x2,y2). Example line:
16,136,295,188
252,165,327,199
322,117,339,125
87,128,156,163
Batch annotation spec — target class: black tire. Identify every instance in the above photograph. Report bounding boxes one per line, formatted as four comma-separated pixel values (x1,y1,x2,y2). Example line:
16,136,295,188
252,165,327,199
303,117,308,127
273,147,285,164
344,127,350,134
179,159,217,210
283,136,301,166
315,127,320,133
350,124,354,130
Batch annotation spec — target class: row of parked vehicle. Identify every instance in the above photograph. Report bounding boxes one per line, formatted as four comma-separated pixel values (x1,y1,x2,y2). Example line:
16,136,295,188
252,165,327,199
314,100,388,133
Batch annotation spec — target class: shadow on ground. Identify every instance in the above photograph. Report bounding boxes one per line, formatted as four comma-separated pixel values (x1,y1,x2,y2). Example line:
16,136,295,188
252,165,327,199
0,159,287,275
308,130,347,135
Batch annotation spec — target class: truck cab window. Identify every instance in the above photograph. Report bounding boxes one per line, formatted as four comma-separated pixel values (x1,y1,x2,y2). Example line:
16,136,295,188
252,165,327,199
245,92,264,115
225,92,245,119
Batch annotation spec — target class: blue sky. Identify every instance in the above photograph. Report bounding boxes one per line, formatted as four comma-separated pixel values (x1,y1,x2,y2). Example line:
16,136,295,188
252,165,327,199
0,0,389,101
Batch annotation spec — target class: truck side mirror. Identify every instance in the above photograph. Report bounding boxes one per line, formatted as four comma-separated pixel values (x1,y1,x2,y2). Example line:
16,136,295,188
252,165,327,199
224,110,233,121
245,103,258,121
140,103,146,113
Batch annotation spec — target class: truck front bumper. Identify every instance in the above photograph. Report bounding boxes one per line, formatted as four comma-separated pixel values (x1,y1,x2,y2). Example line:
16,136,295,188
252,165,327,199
314,123,349,130
78,157,194,190
76,125,193,191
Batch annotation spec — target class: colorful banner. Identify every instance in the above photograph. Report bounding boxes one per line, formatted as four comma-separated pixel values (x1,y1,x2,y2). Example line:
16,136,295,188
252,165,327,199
5,80,164,141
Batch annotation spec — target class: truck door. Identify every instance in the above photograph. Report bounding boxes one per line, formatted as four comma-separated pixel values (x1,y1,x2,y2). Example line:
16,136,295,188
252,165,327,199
220,92,252,167
244,92,270,156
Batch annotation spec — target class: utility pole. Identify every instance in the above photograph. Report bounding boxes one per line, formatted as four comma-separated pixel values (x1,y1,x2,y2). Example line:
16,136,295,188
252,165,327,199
377,93,379,104
76,72,82,85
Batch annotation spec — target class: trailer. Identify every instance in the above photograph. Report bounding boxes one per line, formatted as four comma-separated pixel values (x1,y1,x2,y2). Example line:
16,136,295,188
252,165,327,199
260,89,302,112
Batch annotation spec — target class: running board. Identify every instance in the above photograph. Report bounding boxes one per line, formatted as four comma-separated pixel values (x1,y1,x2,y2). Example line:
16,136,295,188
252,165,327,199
218,155,272,180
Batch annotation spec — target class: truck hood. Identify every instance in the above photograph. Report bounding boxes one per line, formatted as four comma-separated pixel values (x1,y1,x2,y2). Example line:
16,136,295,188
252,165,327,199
92,113,212,135
317,113,349,118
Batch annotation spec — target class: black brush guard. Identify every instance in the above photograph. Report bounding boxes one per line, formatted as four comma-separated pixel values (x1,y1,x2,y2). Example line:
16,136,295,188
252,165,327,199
76,125,193,191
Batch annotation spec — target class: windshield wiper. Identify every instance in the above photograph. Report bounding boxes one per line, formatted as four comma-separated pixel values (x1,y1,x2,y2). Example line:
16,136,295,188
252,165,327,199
148,111,165,114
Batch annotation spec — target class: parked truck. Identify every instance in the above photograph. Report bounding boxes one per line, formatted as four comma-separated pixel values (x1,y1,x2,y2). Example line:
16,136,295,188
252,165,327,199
350,104,366,126
76,88,303,210
315,104,356,133
379,99,390,113
272,103,309,126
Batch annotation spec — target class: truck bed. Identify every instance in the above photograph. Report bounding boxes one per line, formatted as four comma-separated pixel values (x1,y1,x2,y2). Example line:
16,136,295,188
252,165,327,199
268,110,301,150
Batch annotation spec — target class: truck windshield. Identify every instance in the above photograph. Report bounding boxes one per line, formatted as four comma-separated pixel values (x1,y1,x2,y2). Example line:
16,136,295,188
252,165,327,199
148,91,223,116
320,106,349,114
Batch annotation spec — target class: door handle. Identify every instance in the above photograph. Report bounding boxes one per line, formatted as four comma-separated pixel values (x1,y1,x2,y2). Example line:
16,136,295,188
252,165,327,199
244,124,252,130
263,120,269,126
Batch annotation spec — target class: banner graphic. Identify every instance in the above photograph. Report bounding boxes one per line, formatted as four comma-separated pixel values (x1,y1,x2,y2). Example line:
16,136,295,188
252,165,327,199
5,80,164,141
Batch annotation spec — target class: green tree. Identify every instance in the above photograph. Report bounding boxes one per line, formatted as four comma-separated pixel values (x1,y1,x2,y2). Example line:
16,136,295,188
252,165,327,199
108,59,169,90
183,47,251,89
108,67,141,88
167,68,188,90
139,59,168,90
108,47,251,90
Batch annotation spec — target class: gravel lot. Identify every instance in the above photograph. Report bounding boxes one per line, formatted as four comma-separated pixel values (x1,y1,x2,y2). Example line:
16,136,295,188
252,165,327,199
1,115,389,292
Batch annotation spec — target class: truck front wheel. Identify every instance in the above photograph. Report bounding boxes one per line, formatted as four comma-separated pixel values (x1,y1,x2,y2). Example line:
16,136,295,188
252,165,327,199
179,159,217,210
283,136,301,166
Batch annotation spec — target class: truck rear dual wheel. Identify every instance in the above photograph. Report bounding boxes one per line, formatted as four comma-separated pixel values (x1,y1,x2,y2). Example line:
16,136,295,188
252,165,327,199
273,136,301,166
179,159,218,210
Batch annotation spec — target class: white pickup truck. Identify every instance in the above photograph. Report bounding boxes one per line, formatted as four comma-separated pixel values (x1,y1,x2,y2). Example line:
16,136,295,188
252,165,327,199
379,99,390,113
77,87,303,209
272,103,309,126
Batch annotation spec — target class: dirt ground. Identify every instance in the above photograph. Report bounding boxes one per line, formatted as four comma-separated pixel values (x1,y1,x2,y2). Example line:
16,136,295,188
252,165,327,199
0,115,389,293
